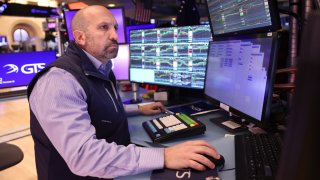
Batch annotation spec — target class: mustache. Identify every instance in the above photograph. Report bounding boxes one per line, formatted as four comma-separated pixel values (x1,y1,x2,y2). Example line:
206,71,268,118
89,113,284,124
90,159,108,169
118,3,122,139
104,41,118,51
111,40,118,46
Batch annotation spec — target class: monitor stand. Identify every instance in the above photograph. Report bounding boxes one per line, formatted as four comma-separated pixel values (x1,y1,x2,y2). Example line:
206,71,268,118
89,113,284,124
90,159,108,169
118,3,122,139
158,87,202,107
122,83,142,104
209,111,249,133
129,91,142,104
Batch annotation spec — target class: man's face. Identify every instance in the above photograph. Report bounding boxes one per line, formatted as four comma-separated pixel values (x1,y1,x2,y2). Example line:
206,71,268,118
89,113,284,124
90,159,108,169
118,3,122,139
83,8,119,63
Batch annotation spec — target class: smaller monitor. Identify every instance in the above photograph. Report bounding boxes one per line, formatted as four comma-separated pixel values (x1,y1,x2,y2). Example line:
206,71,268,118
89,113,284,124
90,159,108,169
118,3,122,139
0,51,56,89
63,7,126,43
204,32,279,128
111,44,129,81
126,24,155,43
206,0,281,36
0,36,8,47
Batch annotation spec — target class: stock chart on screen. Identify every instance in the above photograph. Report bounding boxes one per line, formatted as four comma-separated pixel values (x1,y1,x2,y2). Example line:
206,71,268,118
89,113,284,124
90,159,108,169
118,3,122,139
206,0,278,36
129,25,212,89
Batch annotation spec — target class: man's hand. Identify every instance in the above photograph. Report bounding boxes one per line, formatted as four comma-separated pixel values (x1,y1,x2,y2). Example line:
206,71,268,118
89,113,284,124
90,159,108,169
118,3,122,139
164,140,221,171
138,102,166,115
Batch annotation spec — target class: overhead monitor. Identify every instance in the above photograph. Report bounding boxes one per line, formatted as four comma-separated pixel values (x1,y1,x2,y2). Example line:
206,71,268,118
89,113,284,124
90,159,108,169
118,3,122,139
111,44,129,81
204,32,279,128
206,0,281,36
129,25,212,89
0,36,8,47
63,7,126,43
126,24,155,44
0,51,56,89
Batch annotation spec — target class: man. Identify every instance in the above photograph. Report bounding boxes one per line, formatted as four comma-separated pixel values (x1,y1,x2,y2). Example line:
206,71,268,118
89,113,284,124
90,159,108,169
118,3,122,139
28,5,221,179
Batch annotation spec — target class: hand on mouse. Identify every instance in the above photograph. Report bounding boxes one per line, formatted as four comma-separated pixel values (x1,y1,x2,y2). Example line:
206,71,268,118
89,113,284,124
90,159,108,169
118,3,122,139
138,102,166,115
164,140,220,171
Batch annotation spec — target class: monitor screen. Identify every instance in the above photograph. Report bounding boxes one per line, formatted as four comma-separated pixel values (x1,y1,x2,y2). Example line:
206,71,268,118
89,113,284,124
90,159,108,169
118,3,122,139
126,24,155,44
63,7,126,43
129,25,212,89
111,44,129,81
206,0,281,36
0,36,8,46
0,51,56,89
204,33,279,125
47,22,56,29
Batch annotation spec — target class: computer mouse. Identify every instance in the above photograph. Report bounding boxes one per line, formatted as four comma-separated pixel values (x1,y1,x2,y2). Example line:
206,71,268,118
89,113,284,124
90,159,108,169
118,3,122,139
203,154,225,171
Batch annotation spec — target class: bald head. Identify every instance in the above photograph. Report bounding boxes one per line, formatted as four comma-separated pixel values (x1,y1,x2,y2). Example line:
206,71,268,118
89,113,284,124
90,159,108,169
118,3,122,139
71,5,114,34
70,5,119,63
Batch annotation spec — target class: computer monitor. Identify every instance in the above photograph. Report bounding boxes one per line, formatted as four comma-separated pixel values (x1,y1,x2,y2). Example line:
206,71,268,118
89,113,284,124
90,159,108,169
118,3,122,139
126,24,155,44
205,0,281,36
111,44,129,81
0,51,56,89
204,32,279,129
129,25,212,90
63,7,126,43
47,22,56,29
0,36,8,47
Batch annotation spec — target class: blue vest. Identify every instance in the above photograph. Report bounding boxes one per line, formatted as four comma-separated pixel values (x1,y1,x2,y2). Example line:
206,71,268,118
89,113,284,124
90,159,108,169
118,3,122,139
27,42,130,180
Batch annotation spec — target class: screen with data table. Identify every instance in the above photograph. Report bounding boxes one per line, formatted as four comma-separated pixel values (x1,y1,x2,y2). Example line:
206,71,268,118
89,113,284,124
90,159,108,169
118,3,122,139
129,25,212,89
206,0,280,36
205,33,278,123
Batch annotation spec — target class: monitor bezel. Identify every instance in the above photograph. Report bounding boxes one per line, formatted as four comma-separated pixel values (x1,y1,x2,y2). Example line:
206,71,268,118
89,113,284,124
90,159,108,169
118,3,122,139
204,32,280,128
128,24,212,90
205,0,281,37
63,7,127,44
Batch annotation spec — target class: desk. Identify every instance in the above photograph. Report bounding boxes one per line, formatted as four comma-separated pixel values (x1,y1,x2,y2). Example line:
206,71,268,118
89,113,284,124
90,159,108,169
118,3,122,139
117,108,236,179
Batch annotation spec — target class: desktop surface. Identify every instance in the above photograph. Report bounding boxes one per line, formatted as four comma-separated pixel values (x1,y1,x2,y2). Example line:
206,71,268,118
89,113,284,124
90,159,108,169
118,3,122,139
117,92,236,180
119,88,283,180
116,84,287,180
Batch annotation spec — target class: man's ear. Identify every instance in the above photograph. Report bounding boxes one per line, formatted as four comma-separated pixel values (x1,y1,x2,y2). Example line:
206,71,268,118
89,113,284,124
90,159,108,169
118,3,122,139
73,30,85,45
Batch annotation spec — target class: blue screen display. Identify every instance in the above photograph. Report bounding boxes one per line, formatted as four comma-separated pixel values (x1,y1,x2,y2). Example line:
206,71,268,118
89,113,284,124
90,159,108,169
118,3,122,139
0,51,56,88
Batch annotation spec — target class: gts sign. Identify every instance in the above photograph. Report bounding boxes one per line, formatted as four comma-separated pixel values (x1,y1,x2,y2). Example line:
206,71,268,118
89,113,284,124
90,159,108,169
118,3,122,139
3,63,46,74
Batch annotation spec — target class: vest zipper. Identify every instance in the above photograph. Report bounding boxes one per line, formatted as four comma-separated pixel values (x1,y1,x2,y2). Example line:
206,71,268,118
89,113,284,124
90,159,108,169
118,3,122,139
85,72,119,112
110,82,118,101
104,86,118,112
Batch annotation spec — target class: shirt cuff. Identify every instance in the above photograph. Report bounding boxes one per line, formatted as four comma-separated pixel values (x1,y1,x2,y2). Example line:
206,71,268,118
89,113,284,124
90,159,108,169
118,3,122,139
137,147,164,173
124,104,140,116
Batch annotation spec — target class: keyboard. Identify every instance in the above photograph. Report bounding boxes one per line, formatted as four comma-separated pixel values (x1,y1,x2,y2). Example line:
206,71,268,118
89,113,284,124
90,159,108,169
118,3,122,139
235,133,282,180
142,113,206,143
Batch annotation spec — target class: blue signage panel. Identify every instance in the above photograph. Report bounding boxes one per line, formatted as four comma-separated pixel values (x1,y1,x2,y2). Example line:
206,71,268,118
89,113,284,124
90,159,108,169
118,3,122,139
0,2,57,18
0,51,56,88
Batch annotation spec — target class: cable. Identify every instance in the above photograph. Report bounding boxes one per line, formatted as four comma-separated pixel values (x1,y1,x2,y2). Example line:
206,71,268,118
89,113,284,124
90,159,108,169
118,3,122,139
220,168,236,172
